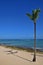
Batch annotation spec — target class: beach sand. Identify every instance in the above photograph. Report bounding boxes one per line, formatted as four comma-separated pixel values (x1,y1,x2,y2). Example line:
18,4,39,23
0,46,43,65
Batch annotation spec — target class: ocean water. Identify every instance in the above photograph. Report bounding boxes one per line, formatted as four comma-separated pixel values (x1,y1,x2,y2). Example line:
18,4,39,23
0,39,43,50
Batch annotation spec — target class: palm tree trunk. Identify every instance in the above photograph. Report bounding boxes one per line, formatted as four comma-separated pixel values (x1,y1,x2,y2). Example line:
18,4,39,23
33,22,36,62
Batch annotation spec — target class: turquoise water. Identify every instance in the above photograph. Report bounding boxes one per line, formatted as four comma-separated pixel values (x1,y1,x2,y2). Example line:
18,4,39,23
0,39,43,50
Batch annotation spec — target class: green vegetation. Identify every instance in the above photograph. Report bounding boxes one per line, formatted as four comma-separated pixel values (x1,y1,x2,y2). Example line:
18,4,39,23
2,45,43,54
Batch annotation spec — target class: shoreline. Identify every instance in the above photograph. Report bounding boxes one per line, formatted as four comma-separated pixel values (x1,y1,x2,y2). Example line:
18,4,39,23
0,39,43,52
0,44,43,53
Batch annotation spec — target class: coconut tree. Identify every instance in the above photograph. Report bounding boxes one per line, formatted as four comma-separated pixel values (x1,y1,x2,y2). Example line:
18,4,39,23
26,8,40,62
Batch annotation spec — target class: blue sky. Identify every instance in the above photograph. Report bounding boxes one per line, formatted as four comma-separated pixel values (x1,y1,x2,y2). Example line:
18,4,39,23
0,0,43,39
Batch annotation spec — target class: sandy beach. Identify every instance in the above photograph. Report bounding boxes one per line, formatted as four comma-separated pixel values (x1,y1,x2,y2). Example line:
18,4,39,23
0,46,43,65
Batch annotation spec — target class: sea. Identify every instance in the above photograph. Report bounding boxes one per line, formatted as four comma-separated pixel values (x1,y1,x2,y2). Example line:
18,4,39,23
0,39,43,51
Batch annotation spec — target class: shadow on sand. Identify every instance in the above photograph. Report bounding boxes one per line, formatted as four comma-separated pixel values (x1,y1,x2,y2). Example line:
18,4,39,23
5,50,18,54
14,54,32,62
4,50,32,62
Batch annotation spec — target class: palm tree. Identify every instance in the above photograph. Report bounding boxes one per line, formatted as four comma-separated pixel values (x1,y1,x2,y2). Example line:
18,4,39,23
26,8,40,62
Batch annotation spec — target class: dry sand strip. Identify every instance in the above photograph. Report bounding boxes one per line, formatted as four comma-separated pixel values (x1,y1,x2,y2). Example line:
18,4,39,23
0,46,43,65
